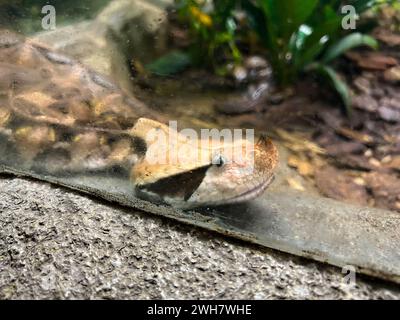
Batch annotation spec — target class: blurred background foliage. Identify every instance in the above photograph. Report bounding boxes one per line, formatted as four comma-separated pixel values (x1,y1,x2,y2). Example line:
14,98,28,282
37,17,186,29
0,0,398,112
167,0,399,111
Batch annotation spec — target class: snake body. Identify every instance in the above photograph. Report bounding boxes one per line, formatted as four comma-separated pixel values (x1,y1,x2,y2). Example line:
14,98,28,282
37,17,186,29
0,30,278,208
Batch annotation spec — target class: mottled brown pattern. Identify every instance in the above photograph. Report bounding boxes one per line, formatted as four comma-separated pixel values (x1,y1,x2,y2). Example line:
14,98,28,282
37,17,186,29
0,30,158,173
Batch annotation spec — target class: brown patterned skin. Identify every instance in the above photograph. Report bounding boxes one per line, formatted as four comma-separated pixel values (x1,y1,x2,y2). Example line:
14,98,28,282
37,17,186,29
0,30,278,208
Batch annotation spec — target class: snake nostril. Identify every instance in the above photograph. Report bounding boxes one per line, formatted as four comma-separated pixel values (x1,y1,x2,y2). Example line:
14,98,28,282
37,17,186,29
213,154,226,167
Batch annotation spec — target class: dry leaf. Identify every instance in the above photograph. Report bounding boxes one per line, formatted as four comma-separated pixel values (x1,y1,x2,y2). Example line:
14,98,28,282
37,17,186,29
274,128,325,155
287,155,314,176
286,178,305,191
364,172,400,211
384,66,400,83
336,127,374,144
385,156,400,171
345,51,398,70
353,177,366,186
315,166,368,206
368,158,381,168
374,29,400,46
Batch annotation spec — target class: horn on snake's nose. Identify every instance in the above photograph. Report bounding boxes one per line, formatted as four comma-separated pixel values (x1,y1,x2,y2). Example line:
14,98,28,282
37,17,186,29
256,134,274,150
255,134,279,171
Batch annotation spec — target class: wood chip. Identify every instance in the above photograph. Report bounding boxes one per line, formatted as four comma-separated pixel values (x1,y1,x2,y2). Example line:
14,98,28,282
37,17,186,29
368,158,381,168
274,128,326,155
378,106,400,123
374,29,400,47
335,127,374,144
286,178,305,191
385,156,400,171
381,155,392,164
352,94,379,112
287,155,314,176
353,76,371,95
334,154,374,171
315,166,368,206
353,177,366,186
325,141,365,156
345,51,398,70
384,66,400,83
364,172,400,211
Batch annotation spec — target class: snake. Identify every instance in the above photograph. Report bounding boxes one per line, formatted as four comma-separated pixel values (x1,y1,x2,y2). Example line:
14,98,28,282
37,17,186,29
0,29,278,208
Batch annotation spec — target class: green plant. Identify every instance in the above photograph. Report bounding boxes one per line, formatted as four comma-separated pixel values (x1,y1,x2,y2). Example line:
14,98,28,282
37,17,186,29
175,0,241,71
242,0,383,113
150,0,392,112
144,0,241,76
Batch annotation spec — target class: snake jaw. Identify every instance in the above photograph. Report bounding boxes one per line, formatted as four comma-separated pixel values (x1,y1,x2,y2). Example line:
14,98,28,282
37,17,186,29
133,135,278,208
183,137,278,207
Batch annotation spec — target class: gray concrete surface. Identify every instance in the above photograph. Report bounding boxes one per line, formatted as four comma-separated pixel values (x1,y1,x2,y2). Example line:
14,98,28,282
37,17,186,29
0,176,399,299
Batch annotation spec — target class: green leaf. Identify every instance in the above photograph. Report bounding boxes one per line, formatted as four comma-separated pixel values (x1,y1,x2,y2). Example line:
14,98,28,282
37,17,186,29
293,7,342,71
299,34,330,69
259,0,319,42
145,50,192,76
321,33,378,63
314,64,352,114
240,0,268,44
303,10,342,51
290,24,314,70
290,24,313,53
251,0,320,85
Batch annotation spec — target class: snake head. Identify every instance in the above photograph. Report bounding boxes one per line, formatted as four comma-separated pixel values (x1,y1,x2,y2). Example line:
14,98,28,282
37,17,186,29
184,135,278,207
130,118,278,208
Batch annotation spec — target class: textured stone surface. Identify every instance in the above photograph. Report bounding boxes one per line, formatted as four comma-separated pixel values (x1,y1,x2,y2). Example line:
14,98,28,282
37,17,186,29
0,177,399,299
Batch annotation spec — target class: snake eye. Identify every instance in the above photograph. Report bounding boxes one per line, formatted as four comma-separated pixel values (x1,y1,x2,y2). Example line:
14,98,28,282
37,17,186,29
212,154,226,167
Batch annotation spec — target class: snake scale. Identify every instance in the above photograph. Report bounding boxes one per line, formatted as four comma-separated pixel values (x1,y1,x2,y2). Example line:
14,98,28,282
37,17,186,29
0,30,278,208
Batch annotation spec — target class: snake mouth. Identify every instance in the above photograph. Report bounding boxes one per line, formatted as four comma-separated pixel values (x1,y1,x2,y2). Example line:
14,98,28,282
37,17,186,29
220,174,275,205
183,174,275,208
